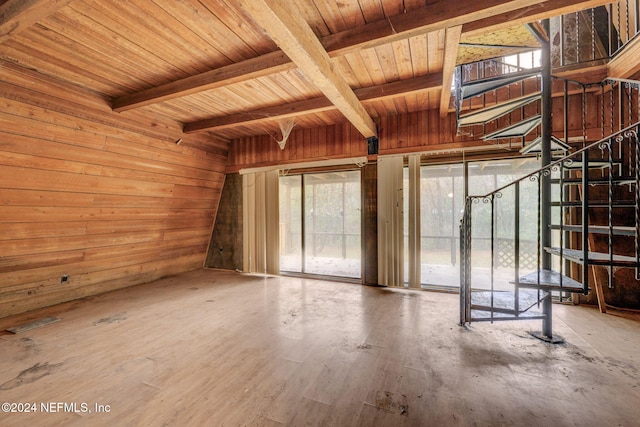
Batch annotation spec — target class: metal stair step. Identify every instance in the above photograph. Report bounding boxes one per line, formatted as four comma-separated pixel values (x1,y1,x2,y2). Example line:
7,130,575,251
550,224,636,236
559,160,619,170
460,68,542,100
483,115,541,140
544,247,640,266
521,135,571,155
515,269,585,293
550,176,636,185
458,93,540,127
469,289,547,321
550,200,636,207
552,201,637,208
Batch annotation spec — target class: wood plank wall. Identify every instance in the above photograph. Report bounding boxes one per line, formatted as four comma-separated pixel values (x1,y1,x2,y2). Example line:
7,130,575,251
226,112,461,171
227,90,607,170
0,61,228,318
226,122,368,172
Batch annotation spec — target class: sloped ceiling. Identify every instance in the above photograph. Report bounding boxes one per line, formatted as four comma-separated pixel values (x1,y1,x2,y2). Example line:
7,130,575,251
0,0,614,145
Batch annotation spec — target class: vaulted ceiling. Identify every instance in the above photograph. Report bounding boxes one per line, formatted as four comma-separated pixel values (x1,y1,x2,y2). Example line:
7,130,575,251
0,0,613,143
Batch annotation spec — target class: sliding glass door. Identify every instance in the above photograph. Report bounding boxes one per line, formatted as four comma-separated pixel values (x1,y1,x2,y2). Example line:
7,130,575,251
402,158,540,290
418,164,465,288
279,170,361,279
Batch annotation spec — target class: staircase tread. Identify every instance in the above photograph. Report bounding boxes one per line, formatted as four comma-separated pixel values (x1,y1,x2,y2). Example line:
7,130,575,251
460,68,542,100
551,177,636,185
521,135,571,155
559,160,619,169
550,224,636,235
470,309,546,321
470,289,547,314
545,247,640,265
483,115,541,140
516,269,584,292
458,93,541,126
551,200,635,207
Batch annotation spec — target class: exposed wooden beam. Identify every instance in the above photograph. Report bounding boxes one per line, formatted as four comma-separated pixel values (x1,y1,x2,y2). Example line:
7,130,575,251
321,0,542,55
608,35,640,79
112,51,293,112
237,0,376,138
184,73,442,133
440,26,462,118
113,0,559,112
0,0,73,44
462,0,614,37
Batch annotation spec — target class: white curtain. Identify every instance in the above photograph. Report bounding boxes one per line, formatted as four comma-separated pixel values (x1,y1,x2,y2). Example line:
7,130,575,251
242,170,280,274
377,156,404,286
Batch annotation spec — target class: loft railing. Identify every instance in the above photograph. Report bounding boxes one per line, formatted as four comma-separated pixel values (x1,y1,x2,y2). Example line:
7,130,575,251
552,0,640,67
460,121,640,324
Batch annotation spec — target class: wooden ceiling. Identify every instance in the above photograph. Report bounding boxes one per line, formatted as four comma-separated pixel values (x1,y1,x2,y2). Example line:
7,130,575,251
0,0,614,143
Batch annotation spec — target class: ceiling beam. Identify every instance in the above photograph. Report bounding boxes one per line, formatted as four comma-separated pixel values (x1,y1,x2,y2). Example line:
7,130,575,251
462,0,614,37
440,26,462,118
111,0,573,112
0,0,73,44
112,51,293,112
184,73,442,133
237,0,376,138
321,0,542,54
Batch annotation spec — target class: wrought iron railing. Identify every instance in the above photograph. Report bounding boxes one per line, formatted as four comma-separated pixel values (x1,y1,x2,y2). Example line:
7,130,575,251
552,0,640,67
460,121,640,324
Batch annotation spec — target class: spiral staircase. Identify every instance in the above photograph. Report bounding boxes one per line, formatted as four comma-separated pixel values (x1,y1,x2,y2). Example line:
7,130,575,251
457,14,640,341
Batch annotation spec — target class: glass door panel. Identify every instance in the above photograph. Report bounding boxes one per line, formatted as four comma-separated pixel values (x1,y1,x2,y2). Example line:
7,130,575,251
279,175,302,273
280,170,361,279
304,171,361,278
420,164,465,288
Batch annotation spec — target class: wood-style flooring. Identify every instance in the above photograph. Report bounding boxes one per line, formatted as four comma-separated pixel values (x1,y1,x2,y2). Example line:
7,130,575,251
0,269,639,426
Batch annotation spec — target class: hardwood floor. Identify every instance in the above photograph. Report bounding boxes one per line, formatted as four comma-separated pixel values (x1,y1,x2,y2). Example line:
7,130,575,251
0,269,639,426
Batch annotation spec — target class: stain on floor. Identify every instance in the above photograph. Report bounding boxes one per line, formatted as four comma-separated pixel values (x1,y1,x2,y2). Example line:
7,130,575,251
0,362,63,390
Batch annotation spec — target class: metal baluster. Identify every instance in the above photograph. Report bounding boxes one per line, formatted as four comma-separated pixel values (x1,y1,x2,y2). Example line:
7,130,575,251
635,125,640,279
609,4,614,56
582,150,590,295
576,12,580,64
564,80,569,143
460,202,467,325
626,83,633,126
592,8,596,60
636,0,640,36
611,82,615,134
620,84,625,160
559,161,565,300
490,194,495,323
608,137,614,288
583,85,587,147
561,14,565,66
630,84,635,178
537,172,542,304
627,0,631,43
514,182,520,317
602,84,606,139
618,1,622,50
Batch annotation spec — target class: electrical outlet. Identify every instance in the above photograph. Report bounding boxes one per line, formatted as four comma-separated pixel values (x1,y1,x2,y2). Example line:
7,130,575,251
60,275,69,284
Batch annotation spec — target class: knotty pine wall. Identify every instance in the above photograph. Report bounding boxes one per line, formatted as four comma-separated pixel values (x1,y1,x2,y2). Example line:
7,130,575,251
0,61,227,318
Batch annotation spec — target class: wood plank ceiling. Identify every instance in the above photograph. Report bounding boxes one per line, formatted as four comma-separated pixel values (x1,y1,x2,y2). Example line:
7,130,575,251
0,0,615,143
